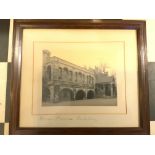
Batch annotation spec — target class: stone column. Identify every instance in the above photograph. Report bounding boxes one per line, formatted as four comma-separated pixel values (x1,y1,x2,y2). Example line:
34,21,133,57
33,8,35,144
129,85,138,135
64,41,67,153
73,89,76,100
103,84,106,97
84,89,87,99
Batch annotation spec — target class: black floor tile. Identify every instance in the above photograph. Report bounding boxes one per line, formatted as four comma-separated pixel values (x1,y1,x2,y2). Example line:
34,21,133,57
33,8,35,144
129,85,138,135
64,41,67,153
0,19,10,62
0,123,4,135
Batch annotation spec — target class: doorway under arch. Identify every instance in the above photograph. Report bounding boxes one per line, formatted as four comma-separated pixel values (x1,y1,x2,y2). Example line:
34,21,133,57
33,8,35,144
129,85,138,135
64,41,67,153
59,88,74,102
87,90,95,99
75,90,86,100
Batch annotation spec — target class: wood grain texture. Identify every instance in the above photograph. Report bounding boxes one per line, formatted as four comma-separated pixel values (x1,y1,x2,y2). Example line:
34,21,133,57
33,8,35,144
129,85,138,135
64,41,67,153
10,20,150,135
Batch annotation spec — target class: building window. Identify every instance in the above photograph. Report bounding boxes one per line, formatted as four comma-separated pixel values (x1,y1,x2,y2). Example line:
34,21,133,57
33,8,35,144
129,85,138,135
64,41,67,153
87,75,89,84
83,74,85,83
69,71,73,81
79,72,82,82
88,76,91,84
47,65,51,80
63,67,69,80
90,76,94,85
92,77,94,85
75,72,78,81
59,67,62,79
89,76,91,84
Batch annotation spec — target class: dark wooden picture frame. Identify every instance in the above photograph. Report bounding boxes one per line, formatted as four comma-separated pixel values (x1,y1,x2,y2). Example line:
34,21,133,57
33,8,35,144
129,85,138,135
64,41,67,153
10,19,150,135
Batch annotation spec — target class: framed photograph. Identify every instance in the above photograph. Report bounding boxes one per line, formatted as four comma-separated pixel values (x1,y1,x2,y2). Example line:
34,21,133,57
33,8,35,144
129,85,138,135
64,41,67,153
10,19,150,134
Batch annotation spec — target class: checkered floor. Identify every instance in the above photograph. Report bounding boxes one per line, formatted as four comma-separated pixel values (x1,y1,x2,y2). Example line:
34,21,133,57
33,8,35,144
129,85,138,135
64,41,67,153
0,19,11,135
0,19,155,135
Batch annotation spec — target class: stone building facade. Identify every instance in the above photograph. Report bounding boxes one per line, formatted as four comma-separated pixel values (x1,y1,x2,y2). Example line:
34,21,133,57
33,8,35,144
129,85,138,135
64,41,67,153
94,71,117,98
42,50,95,103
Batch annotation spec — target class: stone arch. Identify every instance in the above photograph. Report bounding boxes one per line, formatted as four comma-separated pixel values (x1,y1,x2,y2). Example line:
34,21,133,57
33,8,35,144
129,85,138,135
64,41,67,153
75,90,86,100
87,90,95,99
59,88,74,101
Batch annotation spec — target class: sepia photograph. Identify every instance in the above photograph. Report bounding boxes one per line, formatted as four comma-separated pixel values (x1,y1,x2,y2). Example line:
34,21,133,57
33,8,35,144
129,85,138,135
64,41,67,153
42,43,118,106
10,20,149,134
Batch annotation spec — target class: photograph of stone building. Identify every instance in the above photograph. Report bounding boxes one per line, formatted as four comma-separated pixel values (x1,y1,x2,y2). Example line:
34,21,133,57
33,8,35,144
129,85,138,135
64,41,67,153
42,50,117,106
